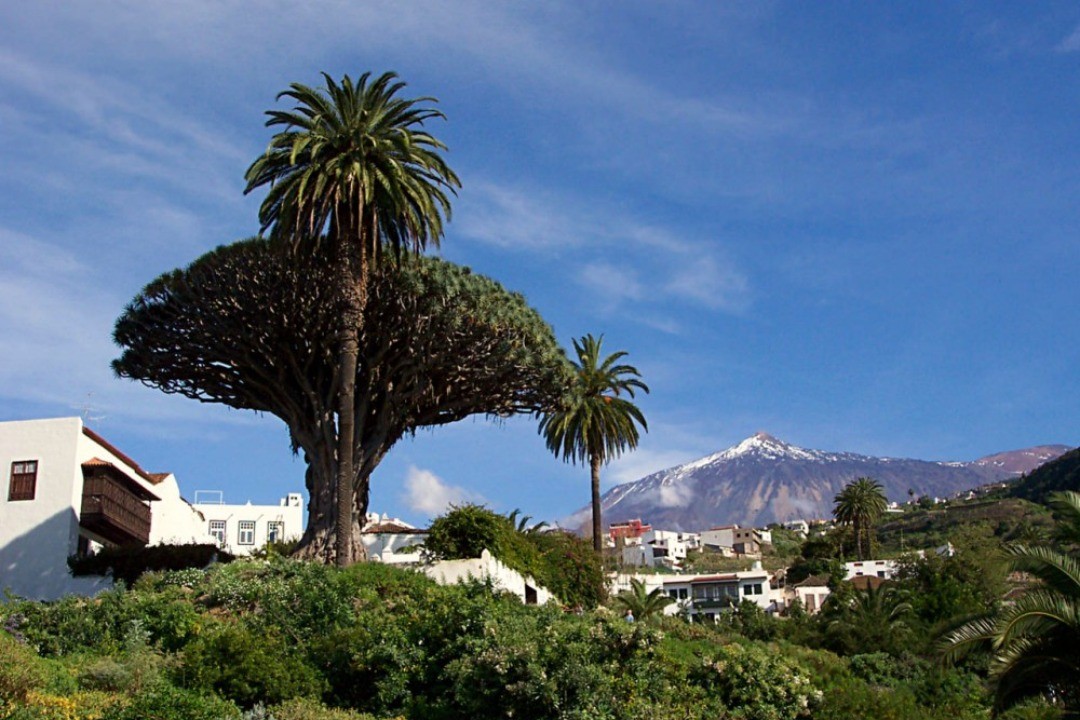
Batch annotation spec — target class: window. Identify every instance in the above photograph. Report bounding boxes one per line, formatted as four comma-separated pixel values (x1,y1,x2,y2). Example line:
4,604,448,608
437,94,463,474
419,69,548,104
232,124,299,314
209,520,226,546
743,584,752,596
267,521,284,544
238,520,256,545
9,460,38,501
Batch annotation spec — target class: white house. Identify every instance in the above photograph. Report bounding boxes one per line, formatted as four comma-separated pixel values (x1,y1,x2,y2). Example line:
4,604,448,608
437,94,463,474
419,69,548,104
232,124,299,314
192,491,305,556
424,548,554,605
621,529,700,569
361,514,428,564
0,417,214,600
792,575,831,614
843,559,898,582
700,525,767,556
610,563,781,622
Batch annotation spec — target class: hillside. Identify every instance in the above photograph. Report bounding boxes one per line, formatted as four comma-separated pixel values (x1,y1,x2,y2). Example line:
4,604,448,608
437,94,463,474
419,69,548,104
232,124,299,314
1008,446,1080,503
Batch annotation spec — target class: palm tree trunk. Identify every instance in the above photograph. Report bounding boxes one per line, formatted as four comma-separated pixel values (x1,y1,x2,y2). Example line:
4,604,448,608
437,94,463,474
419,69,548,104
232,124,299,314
854,516,864,561
334,257,359,566
591,452,603,553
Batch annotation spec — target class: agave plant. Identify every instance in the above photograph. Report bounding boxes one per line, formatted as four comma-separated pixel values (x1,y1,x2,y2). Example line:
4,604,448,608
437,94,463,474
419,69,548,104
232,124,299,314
941,491,1080,716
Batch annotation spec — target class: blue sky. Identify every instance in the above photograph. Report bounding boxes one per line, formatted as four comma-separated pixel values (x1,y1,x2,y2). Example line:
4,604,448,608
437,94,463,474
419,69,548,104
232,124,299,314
1,2,1077,528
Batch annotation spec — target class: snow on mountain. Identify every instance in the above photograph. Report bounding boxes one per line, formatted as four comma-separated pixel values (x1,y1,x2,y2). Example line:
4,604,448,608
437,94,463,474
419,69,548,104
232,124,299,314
584,434,1070,532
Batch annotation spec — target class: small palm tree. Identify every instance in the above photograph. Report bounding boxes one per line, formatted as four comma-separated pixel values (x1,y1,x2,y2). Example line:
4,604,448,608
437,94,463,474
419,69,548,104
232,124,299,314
941,491,1080,716
615,578,675,621
245,72,460,565
833,477,888,561
540,334,649,552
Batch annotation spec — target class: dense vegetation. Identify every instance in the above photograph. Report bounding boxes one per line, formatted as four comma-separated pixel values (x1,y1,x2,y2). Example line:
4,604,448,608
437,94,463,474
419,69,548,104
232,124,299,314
0,557,1030,720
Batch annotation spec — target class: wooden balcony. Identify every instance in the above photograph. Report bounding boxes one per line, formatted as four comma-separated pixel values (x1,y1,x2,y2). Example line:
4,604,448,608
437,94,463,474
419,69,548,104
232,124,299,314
80,463,158,547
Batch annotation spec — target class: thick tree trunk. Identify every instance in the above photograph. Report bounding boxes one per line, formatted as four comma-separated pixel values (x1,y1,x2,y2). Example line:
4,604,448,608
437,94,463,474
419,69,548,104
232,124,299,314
296,461,366,562
591,453,603,553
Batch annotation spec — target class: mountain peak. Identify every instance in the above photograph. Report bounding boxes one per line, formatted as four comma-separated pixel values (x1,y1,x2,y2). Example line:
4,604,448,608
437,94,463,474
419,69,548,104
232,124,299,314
718,432,819,462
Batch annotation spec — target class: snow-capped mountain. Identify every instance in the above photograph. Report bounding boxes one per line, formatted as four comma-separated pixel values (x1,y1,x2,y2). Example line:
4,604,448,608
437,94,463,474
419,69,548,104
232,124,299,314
586,432,1070,531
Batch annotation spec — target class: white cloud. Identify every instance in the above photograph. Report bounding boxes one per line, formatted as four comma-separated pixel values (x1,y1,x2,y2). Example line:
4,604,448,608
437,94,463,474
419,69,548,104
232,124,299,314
666,254,751,313
402,466,481,516
655,482,695,508
577,262,644,311
606,448,698,484
456,182,581,250
1058,24,1080,52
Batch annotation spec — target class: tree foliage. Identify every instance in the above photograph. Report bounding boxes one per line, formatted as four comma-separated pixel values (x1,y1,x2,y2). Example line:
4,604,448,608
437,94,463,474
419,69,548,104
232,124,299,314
423,504,605,608
540,334,649,552
614,579,675,621
113,239,570,557
833,477,888,560
942,491,1080,716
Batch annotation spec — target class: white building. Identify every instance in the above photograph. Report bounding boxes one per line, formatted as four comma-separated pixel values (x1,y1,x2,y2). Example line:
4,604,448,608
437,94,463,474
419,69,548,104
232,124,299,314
843,559,898,582
424,549,554,605
361,514,428,564
792,575,831,614
621,529,700,569
192,491,305,556
0,417,214,600
782,520,810,537
700,525,767,556
610,563,781,622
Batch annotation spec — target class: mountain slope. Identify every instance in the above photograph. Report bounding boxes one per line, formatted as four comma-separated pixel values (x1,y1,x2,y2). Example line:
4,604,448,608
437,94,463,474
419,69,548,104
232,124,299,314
1008,446,1080,504
590,433,1070,530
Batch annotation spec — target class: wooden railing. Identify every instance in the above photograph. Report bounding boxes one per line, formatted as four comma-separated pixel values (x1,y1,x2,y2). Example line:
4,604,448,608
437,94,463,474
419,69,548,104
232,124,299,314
80,474,152,546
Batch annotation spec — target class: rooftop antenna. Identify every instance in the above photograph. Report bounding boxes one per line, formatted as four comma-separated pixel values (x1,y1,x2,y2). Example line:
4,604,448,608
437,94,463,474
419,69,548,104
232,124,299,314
75,392,106,425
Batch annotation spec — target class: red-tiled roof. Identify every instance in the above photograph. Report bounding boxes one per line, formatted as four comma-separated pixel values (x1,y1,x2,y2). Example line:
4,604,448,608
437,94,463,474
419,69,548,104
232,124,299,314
81,457,160,501
689,574,739,583
362,522,427,534
147,472,171,485
82,425,160,486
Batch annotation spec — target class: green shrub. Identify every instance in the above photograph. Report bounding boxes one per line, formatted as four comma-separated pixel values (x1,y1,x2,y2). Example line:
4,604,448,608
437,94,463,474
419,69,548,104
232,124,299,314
109,682,241,720
178,621,325,708
268,697,378,720
690,642,820,720
67,543,233,587
0,631,49,703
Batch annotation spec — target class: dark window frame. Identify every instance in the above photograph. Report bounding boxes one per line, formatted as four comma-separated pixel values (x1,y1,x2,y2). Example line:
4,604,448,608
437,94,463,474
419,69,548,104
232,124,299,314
9,460,38,501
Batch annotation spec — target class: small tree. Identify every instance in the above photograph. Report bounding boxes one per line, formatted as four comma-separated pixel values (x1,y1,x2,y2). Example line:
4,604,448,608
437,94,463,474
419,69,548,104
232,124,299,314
833,477,888,560
614,578,675,622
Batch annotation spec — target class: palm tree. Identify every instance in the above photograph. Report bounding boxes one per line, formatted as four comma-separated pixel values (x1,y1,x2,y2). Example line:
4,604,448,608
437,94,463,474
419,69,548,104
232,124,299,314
615,578,675,621
942,491,1080,716
539,334,648,553
244,72,460,565
833,477,888,561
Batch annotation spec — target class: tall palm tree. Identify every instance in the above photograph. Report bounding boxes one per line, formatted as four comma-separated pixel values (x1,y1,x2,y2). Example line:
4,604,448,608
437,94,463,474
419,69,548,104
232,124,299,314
244,72,460,565
942,491,1080,716
833,477,888,561
540,334,648,552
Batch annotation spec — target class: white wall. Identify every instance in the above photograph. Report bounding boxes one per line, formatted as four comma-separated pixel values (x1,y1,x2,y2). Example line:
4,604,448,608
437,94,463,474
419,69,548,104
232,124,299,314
363,531,427,564
193,493,304,556
0,417,222,600
0,418,117,599
424,549,554,605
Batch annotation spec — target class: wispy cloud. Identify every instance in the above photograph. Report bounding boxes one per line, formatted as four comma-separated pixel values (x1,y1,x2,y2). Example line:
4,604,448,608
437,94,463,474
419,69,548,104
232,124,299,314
1058,23,1080,52
460,182,752,318
606,448,700,485
401,466,482,516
